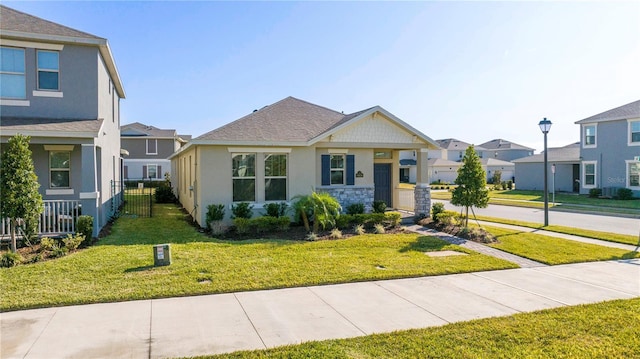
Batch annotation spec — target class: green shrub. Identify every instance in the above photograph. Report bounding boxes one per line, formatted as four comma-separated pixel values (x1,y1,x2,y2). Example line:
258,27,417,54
62,234,84,252
264,202,288,218
384,212,402,227
231,202,254,219
507,180,513,190
335,214,353,229
372,200,386,213
1,252,22,267
368,213,386,225
346,203,365,215
51,247,67,258
432,202,445,221
154,184,176,203
233,218,251,234
435,210,460,226
616,188,634,200
353,224,365,235
40,237,59,251
77,215,93,243
206,204,228,236
588,188,602,198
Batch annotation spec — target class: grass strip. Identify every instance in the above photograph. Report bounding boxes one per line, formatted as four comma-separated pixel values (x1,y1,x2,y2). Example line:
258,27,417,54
0,203,517,311
481,225,639,265
200,298,640,358
475,215,638,246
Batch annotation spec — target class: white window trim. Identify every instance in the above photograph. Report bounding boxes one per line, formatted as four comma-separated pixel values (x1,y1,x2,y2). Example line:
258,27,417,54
0,46,26,100
628,119,640,146
36,49,60,91
0,99,29,106
50,150,71,189
146,139,158,155
33,90,63,98
231,152,257,202
146,164,158,179
330,154,346,185
625,160,640,189
582,124,597,148
582,161,597,189
264,153,288,201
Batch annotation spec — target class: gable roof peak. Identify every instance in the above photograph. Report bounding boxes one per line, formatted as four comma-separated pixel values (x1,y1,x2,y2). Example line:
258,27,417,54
0,5,102,40
575,99,640,124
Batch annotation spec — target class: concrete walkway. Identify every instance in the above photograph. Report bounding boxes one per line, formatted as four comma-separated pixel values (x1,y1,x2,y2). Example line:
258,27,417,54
2,259,639,359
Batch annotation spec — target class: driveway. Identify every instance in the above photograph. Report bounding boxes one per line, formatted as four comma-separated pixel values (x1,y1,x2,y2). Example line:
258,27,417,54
434,200,640,236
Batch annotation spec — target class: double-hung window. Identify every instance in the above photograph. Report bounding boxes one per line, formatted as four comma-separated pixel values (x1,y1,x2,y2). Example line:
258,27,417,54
50,151,70,188
582,161,597,188
264,153,287,201
583,125,596,147
37,50,59,91
629,121,640,145
0,47,26,99
627,160,640,188
330,155,345,185
232,153,256,202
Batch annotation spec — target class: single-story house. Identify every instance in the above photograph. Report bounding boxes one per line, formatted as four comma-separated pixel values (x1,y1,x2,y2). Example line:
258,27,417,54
512,143,581,193
170,97,440,226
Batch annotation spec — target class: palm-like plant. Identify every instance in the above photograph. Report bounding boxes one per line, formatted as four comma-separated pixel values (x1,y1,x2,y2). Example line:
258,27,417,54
292,191,342,233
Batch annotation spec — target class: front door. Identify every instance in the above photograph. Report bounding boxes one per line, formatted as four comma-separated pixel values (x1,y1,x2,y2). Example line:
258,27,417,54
374,164,392,207
572,164,580,192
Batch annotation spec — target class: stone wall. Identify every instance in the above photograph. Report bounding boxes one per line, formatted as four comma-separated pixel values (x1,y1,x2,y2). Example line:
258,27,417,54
414,184,431,218
318,186,375,213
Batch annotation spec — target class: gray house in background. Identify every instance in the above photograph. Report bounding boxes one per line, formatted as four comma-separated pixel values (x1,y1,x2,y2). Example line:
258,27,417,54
121,122,189,181
513,143,581,193
575,99,640,196
434,138,488,161
479,139,534,161
0,5,126,236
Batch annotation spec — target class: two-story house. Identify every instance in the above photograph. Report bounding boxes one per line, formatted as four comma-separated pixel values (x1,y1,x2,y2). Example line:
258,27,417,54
121,122,189,182
0,5,126,236
478,139,534,161
575,99,640,196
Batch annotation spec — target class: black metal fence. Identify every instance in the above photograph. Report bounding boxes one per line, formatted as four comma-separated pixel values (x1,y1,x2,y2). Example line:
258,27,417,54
111,179,153,218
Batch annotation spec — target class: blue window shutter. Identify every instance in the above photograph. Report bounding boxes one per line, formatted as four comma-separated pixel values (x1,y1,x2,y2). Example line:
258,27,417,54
321,155,330,186
346,155,355,185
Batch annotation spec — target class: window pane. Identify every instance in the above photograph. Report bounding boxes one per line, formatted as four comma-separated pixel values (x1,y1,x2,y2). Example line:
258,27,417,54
630,163,640,187
232,154,255,177
331,170,343,185
265,154,286,177
265,178,286,201
148,166,157,179
585,175,594,186
0,47,25,72
38,71,59,90
0,73,25,98
632,132,640,143
38,51,58,70
585,164,594,175
50,152,70,168
330,155,344,169
233,179,255,202
51,171,70,188
631,122,640,132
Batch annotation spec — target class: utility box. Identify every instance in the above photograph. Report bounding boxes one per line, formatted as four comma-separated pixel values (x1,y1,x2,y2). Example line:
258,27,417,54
153,244,171,266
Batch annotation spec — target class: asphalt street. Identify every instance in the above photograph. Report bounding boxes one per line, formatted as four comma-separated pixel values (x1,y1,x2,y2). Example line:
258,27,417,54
434,199,640,236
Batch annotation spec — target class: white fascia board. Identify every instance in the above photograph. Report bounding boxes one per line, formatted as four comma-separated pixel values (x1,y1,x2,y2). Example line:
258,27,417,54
307,106,440,149
0,130,98,138
99,43,126,98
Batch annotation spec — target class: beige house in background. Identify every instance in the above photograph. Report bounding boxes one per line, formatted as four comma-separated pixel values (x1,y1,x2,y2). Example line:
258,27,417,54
170,97,439,226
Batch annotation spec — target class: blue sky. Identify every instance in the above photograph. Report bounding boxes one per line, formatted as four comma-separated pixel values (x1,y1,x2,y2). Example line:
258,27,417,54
6,1,639,152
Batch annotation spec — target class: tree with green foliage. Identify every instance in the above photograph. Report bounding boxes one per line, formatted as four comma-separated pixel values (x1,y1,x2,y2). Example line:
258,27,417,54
0,134,43,252
451,145,489,227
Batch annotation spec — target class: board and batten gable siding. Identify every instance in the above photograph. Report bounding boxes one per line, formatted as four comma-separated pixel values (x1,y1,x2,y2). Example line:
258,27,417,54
1,44,100,119
580,118,640,194
325,112,416,145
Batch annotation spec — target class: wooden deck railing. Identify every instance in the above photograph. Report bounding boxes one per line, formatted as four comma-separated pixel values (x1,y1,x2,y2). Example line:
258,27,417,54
1,199,81,238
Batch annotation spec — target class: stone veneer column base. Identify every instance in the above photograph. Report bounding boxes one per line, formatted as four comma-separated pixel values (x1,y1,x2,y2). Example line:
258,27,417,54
317,186,375,213
414,183,431,218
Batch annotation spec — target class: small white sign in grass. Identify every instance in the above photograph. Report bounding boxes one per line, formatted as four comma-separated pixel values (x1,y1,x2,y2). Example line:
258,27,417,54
425,251,468,257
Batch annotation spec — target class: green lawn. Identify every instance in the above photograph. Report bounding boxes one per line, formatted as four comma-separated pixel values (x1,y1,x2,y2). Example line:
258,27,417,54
482,225,639,265
201,298,640,358
0,203,517,311
475,215,639,246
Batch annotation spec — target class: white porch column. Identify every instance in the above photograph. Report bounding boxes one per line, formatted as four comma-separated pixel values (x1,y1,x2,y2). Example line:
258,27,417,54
414,148,431,218
80,144,100,236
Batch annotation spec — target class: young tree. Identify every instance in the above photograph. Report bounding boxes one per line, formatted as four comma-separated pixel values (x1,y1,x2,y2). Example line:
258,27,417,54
451,145,489,227
0,134,43,252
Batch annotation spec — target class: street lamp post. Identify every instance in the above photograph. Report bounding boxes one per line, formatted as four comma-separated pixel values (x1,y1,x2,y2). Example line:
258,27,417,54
539,118,552,226
552,164,556,206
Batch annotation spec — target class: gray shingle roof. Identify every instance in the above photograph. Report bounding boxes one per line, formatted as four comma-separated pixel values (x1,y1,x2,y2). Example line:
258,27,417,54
512,143,580,163
575,99,640,124
436,138,487,152
197,97,351,142
0,5,102,40
0,117,102,136
121,122,177,138
480,158,515,167
479,138,534,151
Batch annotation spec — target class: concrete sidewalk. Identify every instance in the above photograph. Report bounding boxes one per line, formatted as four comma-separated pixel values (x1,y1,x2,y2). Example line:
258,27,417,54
2,259,639,359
